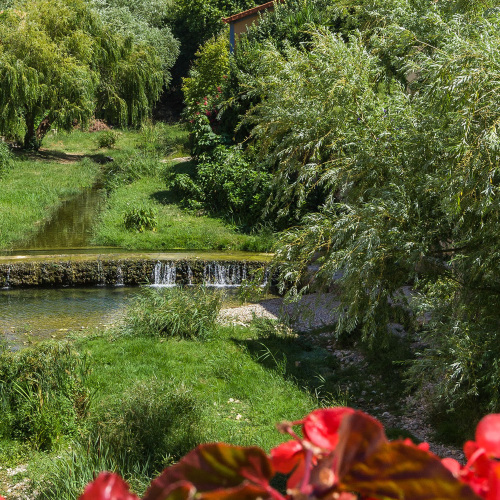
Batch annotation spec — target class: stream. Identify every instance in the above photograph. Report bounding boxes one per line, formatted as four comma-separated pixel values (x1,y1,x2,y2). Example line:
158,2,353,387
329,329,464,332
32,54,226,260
0,186,271,349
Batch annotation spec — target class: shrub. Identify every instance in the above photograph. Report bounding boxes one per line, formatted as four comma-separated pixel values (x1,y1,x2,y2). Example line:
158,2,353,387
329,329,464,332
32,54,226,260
96,131,119,149
0,343,92,450
124,207,158,232
167,145,272,225
123,286,223,339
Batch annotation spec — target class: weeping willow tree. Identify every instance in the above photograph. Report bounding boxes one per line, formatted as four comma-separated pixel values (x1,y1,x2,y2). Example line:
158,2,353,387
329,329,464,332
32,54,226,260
0,0,168,149
234,1,500,414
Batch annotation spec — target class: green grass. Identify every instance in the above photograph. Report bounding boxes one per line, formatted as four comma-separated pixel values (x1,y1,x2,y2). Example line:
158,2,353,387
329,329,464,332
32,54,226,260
19,320,320,498
43,123,189,158
92,171,273,251
0,157,100,249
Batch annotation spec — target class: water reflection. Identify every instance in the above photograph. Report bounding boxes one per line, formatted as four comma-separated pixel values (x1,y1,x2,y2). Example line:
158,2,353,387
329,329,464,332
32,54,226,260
0,286,138,349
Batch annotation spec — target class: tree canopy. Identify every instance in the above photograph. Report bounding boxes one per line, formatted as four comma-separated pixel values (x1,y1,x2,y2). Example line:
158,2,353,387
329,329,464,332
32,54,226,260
0,0,173,149
181,0,500,417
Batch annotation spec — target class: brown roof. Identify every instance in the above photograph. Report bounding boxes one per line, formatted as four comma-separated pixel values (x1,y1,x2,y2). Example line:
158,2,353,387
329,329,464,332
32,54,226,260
222,0,283,23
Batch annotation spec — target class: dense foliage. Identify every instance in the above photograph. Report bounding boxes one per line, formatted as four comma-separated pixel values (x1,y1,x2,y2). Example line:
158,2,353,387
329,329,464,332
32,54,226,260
0,0,167,148
0,343,91,450
181,0,500,419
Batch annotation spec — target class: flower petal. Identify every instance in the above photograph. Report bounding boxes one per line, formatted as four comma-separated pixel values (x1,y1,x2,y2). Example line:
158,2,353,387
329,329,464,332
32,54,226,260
476,415,500,457
302,407,355,450
79,472,139,500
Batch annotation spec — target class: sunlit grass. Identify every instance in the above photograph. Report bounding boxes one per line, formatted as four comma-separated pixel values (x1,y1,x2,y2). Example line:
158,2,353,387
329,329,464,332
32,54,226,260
0,158,100,249
92,174,273,251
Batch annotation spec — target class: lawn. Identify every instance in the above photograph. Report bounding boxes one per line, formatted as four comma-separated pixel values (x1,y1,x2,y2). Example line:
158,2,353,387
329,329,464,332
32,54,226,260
92,171,273,251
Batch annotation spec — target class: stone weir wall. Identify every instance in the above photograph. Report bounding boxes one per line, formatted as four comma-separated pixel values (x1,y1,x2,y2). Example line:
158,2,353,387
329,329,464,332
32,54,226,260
0,258,268,288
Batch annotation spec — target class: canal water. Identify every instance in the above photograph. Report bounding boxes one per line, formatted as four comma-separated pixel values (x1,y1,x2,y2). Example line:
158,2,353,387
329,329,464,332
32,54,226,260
0,286,138,350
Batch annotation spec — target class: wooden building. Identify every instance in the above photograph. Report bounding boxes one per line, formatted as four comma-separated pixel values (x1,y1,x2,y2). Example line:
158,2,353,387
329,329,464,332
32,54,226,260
223,1,284,52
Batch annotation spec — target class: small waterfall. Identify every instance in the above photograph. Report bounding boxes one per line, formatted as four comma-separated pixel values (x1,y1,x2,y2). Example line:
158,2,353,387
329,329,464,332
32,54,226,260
203,262,248,287
116,264,124,286
187,266,193,285
2,265,10,289
97,261,105,286
152,261,176,287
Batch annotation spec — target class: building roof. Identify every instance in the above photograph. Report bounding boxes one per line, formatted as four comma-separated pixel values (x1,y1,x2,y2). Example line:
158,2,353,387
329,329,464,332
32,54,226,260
222,0,283,23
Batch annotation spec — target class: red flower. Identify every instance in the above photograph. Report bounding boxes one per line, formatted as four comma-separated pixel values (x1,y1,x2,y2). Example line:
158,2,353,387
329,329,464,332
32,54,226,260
477,415,500,457
79,472,139,500
302,407,355,450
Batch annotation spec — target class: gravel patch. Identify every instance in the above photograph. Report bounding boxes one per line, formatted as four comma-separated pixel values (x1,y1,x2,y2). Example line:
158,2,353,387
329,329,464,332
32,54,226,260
218,293,340,331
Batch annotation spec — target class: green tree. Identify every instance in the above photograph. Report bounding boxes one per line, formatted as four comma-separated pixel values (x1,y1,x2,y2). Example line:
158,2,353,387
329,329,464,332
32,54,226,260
0,0,166,149
90,0,179,80
236,3,500,414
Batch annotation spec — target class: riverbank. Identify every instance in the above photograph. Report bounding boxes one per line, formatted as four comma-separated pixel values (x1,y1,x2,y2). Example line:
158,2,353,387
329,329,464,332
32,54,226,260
0,288,463,499
1,127,274,254
0,157,100,250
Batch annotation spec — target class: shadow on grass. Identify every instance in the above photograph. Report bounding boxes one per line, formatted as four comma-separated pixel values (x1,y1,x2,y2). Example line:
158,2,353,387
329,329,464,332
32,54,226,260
14,148,114,165
231,321,415,416
231,329,342,407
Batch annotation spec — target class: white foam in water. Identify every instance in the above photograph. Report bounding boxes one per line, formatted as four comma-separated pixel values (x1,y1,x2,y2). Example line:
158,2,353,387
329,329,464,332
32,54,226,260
116,264,124,287
151,261,177,287
203,262,248,287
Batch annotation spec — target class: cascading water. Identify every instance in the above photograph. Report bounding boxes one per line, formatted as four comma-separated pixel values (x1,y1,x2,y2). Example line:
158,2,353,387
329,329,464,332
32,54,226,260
116,265,124,286
152,261,177,287
203,262,248,287
3,265,10,289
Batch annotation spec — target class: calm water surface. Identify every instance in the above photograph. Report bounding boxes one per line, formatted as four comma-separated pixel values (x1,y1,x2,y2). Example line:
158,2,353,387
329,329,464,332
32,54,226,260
0,286,138,349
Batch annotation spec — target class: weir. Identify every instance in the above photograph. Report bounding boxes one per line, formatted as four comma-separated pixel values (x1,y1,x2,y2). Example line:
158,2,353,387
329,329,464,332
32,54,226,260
0,252,271,289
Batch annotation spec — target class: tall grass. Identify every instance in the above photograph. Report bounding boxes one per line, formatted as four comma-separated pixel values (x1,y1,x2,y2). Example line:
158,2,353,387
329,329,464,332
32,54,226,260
123,286,223,339
0,343,92,450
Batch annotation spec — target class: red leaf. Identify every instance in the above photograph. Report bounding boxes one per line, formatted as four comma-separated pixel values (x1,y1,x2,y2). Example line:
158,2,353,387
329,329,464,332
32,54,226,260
331,411,480,499
79,472,140,500
334,410,388,479
302,407,355,450
477,415,500,458
143,443,276,500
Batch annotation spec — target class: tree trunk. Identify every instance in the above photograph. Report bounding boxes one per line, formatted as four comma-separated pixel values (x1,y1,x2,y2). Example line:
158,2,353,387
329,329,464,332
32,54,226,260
23,113,38,150
36,116,52,144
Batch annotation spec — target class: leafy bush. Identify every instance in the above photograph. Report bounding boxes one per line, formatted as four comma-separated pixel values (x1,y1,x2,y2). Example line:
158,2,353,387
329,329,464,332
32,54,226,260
123,286,223,339
0,343,92,450
96,131,119,149
124,207,158,232
167,145,271,225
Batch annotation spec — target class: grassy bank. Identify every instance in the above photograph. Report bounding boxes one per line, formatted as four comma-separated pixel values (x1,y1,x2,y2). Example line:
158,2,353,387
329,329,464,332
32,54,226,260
0,288,319,498
92,170,273,251
0,157,100,250
0,286,422,499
